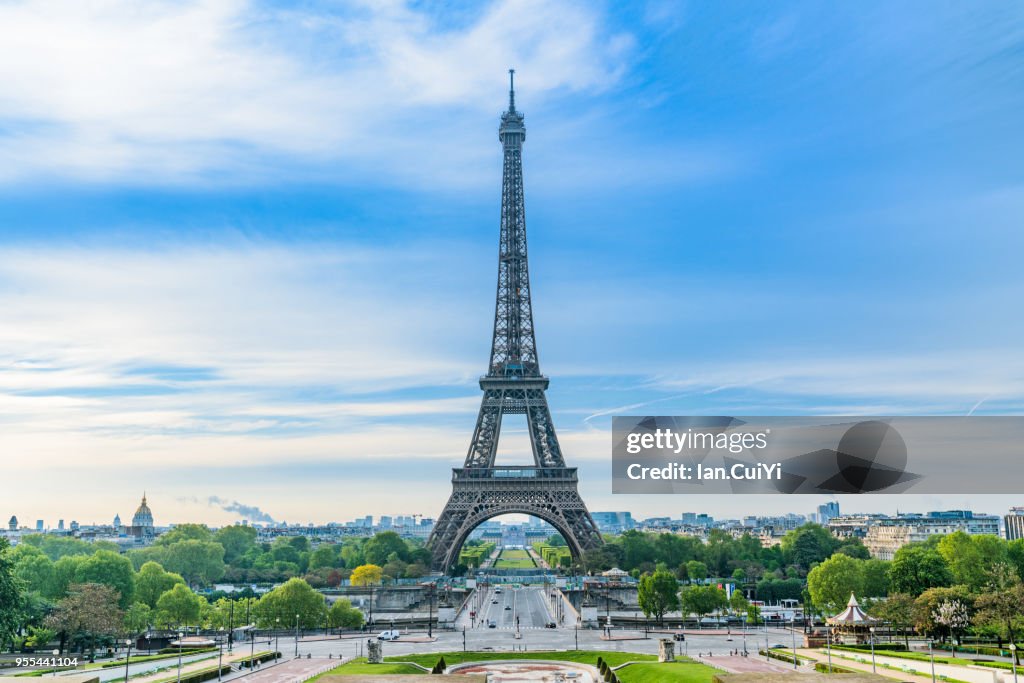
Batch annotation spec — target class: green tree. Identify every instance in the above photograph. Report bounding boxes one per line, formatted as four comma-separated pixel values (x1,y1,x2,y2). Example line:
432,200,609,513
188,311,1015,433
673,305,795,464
861,559,890,597
156,524,214,545
729,589,749,614
808,554,864,612
888,543,952,595
253,578,326,628
685,560,708,582
74,550,136,608
638,569,680,625
155,583,204,627
308,545,340,571
22,535,94,561
214,526,257,565
680,584,727,622
1007,539,1024,582
871,593,915,648
48,555,86,600
135,562,186,608
781,524,840,570
363,532,408,566
0,539,23,650
46,583,123,660
938,532,1006,591
973,564,1024,659
162,540,225,587
913,586,973,640
11,544,54,596
326,598,364,629
124,603,152,633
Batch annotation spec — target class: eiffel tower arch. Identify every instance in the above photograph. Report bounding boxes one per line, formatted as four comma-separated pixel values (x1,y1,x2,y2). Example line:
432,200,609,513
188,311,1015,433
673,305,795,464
427,71,602,572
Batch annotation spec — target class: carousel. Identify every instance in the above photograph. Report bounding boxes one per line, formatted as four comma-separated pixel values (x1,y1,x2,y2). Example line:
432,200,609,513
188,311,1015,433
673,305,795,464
827,593,879,645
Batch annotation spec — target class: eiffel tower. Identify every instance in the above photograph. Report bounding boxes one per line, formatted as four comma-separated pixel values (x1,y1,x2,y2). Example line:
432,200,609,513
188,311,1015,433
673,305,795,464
428,71,602,572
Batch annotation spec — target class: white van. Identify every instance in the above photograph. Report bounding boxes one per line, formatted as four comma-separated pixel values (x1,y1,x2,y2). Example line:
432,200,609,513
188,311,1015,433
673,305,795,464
376,630,400,641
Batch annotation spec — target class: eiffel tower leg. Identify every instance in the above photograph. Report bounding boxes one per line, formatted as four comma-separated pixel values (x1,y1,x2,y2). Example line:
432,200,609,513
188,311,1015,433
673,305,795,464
464,390,503,469
525,390,565,468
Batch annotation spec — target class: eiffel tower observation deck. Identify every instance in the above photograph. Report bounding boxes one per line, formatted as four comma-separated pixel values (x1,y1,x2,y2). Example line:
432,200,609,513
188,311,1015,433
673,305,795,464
427,72,602,572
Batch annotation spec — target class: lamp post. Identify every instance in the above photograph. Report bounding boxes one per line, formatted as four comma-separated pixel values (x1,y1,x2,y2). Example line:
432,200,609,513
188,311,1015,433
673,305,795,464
52,649,60,677
827,629,833,673
929,640,937,683
790,617,797,669
175,632,184,683
294,614,299,658
123,639,133,683
274,618,280,663
1009,643,1018,683
428,583,435,638
227,601,234,653
249,624,255,670
217,630,224,682
869,626,877,673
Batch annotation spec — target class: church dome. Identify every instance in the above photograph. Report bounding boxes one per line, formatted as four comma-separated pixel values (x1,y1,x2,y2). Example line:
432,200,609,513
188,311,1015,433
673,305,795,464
132,494,154,528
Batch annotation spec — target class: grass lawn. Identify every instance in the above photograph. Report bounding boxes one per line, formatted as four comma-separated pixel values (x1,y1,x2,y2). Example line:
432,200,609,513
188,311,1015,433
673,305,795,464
831,648,990,667
307,658,424,678
492,549,536,569
385,650,657,669
611,661,719,683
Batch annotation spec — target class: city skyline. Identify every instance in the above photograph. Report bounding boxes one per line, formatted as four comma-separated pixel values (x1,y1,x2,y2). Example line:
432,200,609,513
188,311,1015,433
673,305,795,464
2,2,1023,523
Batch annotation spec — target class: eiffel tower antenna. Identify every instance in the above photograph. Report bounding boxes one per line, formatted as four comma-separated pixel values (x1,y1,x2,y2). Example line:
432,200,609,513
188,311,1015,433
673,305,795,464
508,68,515,111
427,73,602,572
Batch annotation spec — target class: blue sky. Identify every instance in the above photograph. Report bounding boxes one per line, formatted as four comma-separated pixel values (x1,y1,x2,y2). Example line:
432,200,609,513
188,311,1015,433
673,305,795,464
1,1,1023,527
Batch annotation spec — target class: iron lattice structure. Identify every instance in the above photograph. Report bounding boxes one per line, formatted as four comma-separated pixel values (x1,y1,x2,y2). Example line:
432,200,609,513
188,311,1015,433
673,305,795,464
428,72,602,572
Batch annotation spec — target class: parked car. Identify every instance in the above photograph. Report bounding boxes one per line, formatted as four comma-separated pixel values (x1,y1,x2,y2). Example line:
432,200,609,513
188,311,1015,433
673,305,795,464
377,630,400,641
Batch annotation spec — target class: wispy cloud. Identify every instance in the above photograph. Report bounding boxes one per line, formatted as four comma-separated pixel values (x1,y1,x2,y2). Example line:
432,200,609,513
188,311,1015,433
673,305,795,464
0,0,632,186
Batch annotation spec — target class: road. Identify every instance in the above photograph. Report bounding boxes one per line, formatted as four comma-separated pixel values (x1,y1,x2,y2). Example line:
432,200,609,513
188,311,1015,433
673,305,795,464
471,586,552,631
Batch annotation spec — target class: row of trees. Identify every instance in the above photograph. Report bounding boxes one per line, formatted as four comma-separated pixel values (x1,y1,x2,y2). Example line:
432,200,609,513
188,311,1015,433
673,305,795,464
630,529,1024,658
580,524,871,583
3,558,366,657
13,526,433,593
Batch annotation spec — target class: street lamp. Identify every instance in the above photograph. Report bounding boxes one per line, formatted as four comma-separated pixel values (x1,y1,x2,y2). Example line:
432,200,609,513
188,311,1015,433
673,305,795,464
175,632,184,683
274,618,280,663
227,601,234,653
51,649,60,677
869,626,877,673
124,639,133,683
1009,643,1018,683
790,617,797,670
929,640,937,683
294,614,299,658
249,623,256,670
217,630,224,682
827,628,833,673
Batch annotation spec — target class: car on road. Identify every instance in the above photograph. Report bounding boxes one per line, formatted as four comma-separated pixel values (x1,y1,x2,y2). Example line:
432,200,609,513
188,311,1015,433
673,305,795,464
492,599,498,603
504,605,511,610
377,630,400,641
495,588,502,594
545,622,557,629
488,620,497,628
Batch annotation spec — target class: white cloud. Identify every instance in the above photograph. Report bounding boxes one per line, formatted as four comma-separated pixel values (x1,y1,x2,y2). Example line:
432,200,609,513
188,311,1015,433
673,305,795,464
0,0,632,185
